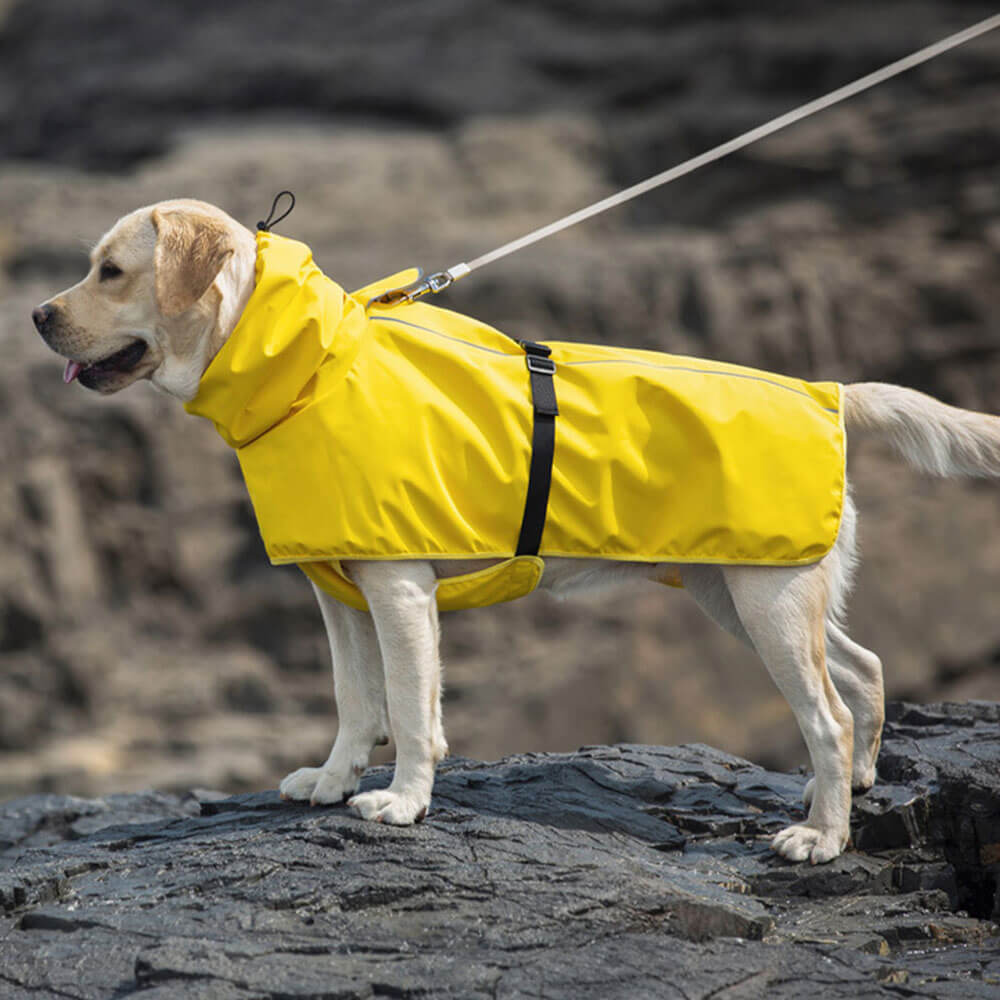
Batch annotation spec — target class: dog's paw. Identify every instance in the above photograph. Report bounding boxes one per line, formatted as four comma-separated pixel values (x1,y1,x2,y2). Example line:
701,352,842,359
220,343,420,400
279,765,361,806
348,788,428,825
772,823,845,864
851,764,876,795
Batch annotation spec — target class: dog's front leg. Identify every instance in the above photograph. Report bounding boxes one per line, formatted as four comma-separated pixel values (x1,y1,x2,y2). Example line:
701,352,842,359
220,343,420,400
346,560,447,825
280,582,389,805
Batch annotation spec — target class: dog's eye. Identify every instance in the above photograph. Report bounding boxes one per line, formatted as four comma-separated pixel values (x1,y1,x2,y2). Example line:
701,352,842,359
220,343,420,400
99,261,123,282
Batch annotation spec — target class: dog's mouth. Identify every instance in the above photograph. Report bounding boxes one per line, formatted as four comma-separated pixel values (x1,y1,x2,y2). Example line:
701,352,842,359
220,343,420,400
64,339,149,387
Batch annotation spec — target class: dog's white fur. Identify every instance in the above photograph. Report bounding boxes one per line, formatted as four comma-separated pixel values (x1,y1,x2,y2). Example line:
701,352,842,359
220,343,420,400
34,199,1000,863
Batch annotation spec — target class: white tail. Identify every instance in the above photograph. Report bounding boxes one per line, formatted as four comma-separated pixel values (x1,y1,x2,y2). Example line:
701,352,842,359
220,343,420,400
843,382,1000,478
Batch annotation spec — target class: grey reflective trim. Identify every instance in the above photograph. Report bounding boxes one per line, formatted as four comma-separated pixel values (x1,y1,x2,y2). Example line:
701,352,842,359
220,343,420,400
372,316,839,414
561,358,839,411
372,315,518,357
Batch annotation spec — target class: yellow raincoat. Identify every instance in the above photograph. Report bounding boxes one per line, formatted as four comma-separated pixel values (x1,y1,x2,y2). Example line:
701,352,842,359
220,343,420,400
186,232,845,611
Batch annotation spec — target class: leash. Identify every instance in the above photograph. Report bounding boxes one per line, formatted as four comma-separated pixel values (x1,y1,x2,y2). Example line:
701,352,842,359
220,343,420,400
368,12,1000,309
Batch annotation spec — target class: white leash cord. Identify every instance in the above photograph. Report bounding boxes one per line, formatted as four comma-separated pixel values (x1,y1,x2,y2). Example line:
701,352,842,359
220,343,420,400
371,12,1000,308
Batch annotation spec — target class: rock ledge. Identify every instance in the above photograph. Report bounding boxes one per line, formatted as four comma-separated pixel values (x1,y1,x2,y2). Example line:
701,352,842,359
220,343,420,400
0,701,998,998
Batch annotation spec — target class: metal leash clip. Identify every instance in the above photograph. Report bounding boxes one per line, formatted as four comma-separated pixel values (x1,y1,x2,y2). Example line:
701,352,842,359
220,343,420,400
366,265,470,311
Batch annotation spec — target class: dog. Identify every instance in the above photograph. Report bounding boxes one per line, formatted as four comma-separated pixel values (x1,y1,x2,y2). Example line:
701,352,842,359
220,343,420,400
31,198,1000,864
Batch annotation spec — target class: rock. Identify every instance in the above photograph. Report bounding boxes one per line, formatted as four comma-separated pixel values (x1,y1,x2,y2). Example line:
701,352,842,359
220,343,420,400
0,702,997,998
1,0,999,794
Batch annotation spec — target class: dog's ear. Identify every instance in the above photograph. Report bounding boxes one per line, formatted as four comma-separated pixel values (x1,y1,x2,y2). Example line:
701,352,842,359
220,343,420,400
152,207,235,318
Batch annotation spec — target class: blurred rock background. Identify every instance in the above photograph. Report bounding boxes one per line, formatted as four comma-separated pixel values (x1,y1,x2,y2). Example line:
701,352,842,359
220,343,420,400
0,0,998,798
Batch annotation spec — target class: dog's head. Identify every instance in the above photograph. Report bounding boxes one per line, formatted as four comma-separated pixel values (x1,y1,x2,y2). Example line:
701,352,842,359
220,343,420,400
32,199,252,399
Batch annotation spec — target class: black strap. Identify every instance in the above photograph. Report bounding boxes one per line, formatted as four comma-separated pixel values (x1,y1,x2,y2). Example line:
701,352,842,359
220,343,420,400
515,341,558,556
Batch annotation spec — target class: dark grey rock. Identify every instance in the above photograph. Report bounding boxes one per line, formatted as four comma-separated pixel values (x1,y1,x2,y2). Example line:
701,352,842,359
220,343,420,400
0,702,997,998
3,0,1000,801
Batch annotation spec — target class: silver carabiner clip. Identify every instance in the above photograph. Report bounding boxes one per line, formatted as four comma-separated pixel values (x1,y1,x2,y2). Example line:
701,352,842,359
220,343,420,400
366,264,470,311
367,271,454,310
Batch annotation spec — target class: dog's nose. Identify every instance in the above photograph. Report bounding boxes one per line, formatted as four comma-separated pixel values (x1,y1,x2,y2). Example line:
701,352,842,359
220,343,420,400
32,303,54,331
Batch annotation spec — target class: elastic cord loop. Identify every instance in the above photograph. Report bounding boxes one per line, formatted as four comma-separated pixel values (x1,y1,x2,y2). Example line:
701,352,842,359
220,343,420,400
257,190,296,232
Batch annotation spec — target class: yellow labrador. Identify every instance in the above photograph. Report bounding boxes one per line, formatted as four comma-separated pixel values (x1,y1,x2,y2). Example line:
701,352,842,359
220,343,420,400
31,199,1000,863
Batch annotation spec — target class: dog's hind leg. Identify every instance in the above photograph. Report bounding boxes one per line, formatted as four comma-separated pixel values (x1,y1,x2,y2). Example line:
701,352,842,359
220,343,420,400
280,583,390,805
799,494,883,804
723,561,854,863
347,560,446,825
823,623,884,795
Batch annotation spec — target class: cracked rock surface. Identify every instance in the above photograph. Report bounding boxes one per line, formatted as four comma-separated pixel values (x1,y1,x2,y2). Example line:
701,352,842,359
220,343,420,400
0,702,997,998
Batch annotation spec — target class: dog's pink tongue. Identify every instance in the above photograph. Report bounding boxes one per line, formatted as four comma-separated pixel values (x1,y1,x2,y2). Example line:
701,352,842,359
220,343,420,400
63,360,84,384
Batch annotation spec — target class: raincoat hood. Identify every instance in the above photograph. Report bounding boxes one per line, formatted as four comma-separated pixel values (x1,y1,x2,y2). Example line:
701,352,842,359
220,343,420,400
184,232,367,449
186,232,845,611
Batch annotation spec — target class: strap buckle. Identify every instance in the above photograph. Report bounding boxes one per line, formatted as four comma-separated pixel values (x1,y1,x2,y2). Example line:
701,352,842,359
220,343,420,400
525,354,555,375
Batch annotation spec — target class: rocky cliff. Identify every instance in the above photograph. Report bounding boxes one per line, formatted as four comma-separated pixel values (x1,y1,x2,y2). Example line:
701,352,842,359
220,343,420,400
0,0,998,796
0,703,997,998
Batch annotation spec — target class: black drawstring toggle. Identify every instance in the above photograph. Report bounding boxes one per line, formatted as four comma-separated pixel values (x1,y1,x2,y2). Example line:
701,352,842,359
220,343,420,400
256,190,296,232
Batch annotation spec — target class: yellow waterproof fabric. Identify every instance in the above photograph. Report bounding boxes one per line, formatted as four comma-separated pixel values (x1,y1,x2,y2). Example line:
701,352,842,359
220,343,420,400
186,232,845,611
